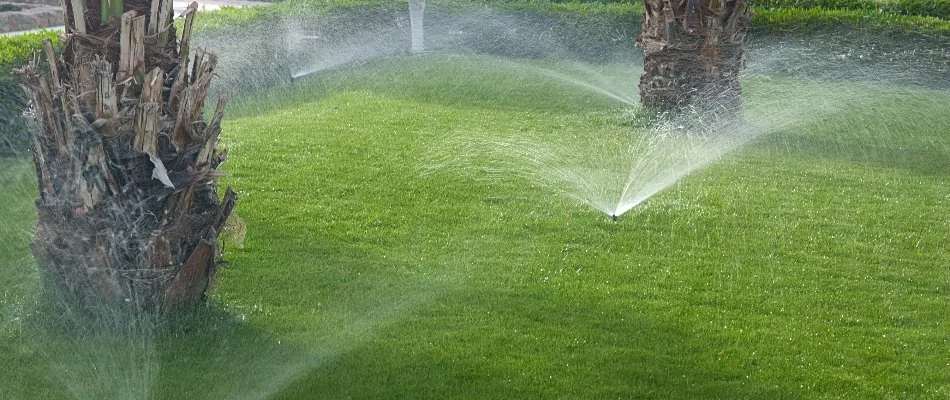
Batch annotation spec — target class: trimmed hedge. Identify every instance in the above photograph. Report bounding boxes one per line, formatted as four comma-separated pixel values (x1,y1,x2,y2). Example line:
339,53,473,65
264,0,950,19
1,2,948,155
753,6,950,34
752,0,950,20
0,29,60,65
492,0,949,19
0,30,60,156
489,1,950,33
2,3,948,71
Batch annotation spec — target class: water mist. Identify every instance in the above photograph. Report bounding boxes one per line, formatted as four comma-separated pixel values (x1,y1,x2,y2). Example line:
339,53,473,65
409,0,426,53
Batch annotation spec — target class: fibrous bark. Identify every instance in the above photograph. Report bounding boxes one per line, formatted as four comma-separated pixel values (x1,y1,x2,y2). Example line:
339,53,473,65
15,0,235,313
637,0,751,114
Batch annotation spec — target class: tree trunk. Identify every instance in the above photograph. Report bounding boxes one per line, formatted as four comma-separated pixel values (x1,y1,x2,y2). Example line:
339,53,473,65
637,0,751,114
15,0,235,313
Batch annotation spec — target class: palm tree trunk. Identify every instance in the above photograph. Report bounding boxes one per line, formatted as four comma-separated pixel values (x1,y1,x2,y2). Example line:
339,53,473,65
637,0,751,114
15,0,235,313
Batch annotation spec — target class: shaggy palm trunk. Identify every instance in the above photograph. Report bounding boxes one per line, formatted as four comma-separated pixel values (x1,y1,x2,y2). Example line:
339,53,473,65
637,0,751,113
15,0,235,313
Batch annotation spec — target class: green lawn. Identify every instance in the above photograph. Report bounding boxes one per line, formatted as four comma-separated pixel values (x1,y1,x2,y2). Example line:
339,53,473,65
1,54,948,399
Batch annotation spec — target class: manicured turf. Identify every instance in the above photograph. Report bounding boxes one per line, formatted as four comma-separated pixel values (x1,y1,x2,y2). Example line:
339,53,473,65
1,54,948,399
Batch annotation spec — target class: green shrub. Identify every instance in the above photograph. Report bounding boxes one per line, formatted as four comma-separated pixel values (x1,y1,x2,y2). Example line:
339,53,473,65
0,31,60,157
491,1,950,34
752,0,950,20
0,30,60,66
1,2,948,157
504,0,950,20
752,6,950,34
179,1,950,42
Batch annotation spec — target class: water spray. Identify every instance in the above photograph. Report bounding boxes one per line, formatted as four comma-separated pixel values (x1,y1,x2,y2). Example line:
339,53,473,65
409,0,426,54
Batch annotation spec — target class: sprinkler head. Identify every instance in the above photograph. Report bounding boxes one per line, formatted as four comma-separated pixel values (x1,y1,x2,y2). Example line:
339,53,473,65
611,214,618,222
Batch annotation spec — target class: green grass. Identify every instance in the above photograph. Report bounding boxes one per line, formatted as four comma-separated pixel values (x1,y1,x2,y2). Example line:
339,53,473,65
223,58,950,398
3,53,948,398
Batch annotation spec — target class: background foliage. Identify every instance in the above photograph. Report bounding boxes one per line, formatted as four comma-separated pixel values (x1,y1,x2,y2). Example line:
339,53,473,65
1,1,948,157
0,30,59,156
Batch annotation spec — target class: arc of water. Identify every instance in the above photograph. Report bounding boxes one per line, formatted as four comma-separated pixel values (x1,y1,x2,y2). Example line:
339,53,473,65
500,60,638,107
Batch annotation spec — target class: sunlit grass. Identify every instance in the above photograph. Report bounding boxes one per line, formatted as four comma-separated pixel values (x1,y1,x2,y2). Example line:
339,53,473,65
0,55,948,398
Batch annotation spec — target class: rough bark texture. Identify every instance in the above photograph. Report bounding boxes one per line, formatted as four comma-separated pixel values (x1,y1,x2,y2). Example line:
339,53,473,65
637,0,751,113
15,0,235,313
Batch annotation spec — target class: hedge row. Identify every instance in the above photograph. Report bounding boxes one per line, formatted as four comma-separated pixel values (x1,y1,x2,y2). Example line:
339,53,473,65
0,29,60,66
1,2,948,154
0,30,60,156
493,0,950,19
3,2,949,70
280,0,950,19
752,6,950,33
752,0,949,20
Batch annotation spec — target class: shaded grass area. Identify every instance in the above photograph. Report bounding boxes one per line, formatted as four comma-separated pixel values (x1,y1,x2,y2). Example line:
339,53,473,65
1,55,949,398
